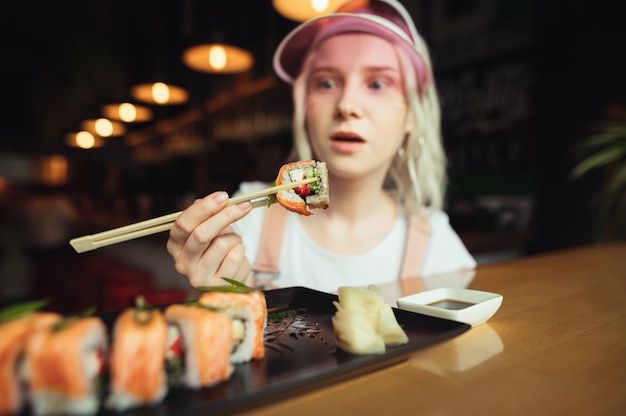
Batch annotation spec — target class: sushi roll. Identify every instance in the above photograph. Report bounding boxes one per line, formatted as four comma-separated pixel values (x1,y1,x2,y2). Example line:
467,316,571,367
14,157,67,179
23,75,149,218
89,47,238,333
164,304,234,389
23,316,108,416
198,289,267,363
0,306,60,416
275,160,329,216
105,296,168,412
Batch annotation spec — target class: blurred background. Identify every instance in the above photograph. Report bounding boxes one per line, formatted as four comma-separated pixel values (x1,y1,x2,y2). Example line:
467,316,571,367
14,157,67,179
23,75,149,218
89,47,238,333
1,0,624,312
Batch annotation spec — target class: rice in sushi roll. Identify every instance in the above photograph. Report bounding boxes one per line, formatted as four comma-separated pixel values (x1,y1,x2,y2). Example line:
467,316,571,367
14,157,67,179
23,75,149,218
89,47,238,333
164,304,234,389
275,160,329,216
198,289,267,363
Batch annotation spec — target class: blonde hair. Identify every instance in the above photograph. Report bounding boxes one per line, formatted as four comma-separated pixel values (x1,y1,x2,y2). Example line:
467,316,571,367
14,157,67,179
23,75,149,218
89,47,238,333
290,33,447,214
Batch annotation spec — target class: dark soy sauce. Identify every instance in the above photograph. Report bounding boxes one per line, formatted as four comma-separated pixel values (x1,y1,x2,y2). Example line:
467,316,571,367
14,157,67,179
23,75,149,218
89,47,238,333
427,299,475,310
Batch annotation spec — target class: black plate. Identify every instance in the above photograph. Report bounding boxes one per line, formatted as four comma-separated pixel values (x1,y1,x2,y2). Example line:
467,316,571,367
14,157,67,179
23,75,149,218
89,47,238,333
93,286,470,415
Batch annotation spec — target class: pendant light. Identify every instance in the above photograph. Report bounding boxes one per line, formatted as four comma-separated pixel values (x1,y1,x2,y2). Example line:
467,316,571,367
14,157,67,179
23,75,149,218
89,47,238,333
182,43,253,74
65,131,105,149
181,2,254,75
272,0,348,21
129,3,190,106
80,118,127,137
102,103,153,123
130,82,189,106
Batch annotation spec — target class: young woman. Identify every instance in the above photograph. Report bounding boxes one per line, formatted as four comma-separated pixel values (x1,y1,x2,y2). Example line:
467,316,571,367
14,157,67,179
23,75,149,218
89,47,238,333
166,0,476,293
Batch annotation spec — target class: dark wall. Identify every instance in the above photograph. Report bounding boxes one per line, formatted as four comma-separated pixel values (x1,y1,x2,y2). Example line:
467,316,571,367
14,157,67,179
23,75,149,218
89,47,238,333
531,0,625,251
419,0,625,253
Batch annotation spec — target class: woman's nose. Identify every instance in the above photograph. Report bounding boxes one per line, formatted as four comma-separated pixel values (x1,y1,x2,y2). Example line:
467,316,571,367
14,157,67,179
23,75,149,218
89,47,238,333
335,86,363,119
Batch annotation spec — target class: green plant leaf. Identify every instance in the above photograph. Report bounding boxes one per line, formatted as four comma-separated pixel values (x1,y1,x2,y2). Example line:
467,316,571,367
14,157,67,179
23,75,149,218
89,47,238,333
572,131,626,163
575,127,626,147
608,162,626,193
0,300,48,323
570,145,626,179
571,128,626,240
573,133,614,151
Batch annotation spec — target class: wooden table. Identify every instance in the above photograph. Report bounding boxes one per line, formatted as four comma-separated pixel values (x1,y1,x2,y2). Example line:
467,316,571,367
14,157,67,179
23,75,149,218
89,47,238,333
241,242,626,415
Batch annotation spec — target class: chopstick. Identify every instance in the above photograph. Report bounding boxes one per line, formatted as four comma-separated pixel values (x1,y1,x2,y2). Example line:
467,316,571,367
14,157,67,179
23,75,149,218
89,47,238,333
69,177,319,253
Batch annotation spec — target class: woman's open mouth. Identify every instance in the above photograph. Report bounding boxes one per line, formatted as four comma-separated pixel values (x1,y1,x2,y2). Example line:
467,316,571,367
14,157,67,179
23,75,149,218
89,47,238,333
329,132,366,153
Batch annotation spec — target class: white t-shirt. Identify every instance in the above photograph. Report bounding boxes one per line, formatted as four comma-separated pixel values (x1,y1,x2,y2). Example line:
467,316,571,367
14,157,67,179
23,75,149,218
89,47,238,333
231,182,476,293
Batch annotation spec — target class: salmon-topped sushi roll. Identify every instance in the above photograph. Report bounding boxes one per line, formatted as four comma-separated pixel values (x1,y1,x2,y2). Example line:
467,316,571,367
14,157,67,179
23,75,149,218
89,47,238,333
0,309,60,415
164,304,234,389
23,316,108,416
198,289,267,363
105,297,168,411
275,160,329,216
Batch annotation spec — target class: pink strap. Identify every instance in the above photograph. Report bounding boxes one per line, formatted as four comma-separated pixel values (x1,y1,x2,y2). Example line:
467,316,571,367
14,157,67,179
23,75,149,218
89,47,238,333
254,208,431,280
399,214,431,279
253,204,288,274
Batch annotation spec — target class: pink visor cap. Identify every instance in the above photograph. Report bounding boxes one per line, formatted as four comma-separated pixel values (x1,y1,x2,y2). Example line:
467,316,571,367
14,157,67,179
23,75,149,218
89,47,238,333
273,0,431,89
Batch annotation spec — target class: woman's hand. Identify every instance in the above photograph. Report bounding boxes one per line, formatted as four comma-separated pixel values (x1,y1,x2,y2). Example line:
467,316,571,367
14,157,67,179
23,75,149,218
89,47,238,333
166,191,253,287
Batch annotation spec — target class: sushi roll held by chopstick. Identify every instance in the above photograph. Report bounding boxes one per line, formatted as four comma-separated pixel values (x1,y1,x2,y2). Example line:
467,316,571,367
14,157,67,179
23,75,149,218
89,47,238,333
23,315,108,416
105,296,168,412
164,304,235,389
275,160,329,216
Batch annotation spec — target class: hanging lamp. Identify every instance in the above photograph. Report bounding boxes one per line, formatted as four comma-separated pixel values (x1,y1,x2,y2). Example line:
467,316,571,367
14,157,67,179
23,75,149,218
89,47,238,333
181,1,254,75
102,103,153,123
182,43,254,74
130,4,190,106
130,81,189,105
80,118,126,137
65,131,105,149
272,0,348,21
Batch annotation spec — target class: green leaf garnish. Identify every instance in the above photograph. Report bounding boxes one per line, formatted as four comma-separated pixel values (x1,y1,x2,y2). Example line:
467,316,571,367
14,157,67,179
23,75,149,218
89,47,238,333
52,306,97,332
0,300,48,324
197,277,255,293
175,300,219,312
79,306,97,317
166,355,184,378
197,285,254,294
134,295,153,310
131,295,157,324
267,180,277,207
220,277,250,288
267,309,297,323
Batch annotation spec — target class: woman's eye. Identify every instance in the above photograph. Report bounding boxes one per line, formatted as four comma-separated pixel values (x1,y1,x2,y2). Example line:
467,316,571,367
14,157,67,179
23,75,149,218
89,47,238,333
318,79,335,89
369,79,388,89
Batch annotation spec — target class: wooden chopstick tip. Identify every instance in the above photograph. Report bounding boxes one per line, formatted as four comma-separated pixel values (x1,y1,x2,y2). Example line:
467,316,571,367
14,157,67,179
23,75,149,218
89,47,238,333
69,237,95,253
